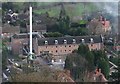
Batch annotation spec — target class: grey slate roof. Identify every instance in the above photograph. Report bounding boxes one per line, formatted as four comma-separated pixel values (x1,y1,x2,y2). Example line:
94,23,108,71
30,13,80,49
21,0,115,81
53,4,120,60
27,24,47,32
12,33,39,39
38,35,102,46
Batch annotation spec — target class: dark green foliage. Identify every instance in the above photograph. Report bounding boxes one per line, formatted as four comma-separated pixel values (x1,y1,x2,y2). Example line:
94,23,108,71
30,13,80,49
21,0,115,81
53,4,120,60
77,44,89,55
97,58,110,78
46,5,88,36
77,44,94,71
2,42,8,70
43,32,63,37
64,55,73,70
20,20,27,28
64,53,88,81
2,2,14,11
65,44,110,81
109,56,119,66
92,50,110,78
71,22,80,28
110,58,120,81
47,23,59,32
68,28,88,36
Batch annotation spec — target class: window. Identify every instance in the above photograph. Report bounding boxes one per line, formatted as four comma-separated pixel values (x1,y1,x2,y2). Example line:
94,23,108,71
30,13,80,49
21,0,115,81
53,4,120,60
55,40,58,44
64,39,67,44
69,50,71,51
69,45,71,47
45,41,48,44
90,38,94,43
56,50,58,53
56,46,58,48
65,50,66,52
65,45,67,47
46,46,47,48
81,39,85,43
73,39,76,43
91,44,93,46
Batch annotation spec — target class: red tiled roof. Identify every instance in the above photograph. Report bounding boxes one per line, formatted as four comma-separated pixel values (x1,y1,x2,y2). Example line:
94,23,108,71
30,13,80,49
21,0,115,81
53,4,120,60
56,70,74,82
101,21,110,28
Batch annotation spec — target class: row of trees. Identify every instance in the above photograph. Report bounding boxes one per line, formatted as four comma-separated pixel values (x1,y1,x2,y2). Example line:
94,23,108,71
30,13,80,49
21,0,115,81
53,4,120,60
64,44,110,81
47,16,88,36
47,4,88,36
43,32,63,37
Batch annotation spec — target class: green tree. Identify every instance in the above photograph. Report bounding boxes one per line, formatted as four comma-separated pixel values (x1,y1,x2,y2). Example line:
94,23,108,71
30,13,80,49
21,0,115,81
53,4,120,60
20,20,27,28
77,44,94,71
98,58,110,78
2,42,8,70
64,53,89,81
110,58,120,81
85,51,95,70
64,56,72,70
2,2,14,11
77,44,89,55
92,50,110,78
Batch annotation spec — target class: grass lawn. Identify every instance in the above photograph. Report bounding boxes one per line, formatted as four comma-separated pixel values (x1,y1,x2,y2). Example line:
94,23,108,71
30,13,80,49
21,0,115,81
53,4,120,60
33,5,61,18
34,2,99,19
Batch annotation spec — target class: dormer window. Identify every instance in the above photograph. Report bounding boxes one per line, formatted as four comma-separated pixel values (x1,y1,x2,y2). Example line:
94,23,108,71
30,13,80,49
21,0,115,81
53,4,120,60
73,39,76,43
64,39,67,44
90,38,94,43
45,40,48,45
81,39,85,43
55,40,58,44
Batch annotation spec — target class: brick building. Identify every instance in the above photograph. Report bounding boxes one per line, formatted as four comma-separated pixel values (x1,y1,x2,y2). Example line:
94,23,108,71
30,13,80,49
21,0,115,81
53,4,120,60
37,35,104,56
11,33,39,55
11,34,104,56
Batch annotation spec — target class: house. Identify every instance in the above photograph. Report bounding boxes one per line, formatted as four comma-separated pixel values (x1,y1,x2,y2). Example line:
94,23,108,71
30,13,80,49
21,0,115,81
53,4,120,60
2,23,20,38
99,16,111,33
11,33,39,55
87,16,111,35
87,18,104,35
113,45,120,51
26,24,47,34
55,70,74,82
37,35,104,56
88,68,108,82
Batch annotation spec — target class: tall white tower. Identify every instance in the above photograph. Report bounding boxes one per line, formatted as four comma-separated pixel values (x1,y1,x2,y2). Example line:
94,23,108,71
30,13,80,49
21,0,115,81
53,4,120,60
29,6,33,60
